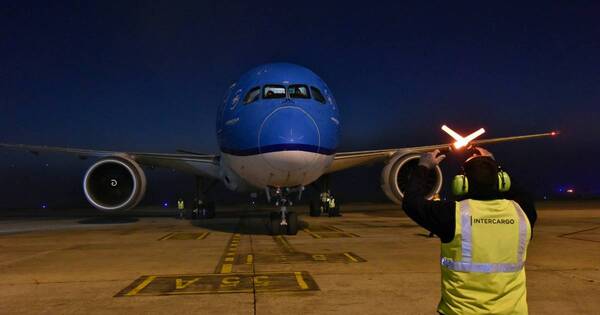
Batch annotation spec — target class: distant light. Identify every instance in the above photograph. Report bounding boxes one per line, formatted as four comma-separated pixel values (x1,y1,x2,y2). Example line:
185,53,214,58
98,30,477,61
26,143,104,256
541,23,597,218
543,196,547,200
162,202,169,208
566,189,574,193
41,204,47,209
551,131,557,136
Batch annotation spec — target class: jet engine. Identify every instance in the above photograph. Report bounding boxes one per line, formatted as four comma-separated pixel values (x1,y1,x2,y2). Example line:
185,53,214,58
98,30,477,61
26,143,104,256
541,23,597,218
83,156,147,211
381,152,443,204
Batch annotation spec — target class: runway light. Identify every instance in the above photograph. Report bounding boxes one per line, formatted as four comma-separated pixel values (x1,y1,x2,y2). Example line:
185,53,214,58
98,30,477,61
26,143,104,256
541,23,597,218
441,125,486,149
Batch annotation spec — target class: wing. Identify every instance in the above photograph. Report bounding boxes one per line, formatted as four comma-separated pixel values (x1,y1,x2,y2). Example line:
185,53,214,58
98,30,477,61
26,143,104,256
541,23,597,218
326,131,557,173
0,143,221,179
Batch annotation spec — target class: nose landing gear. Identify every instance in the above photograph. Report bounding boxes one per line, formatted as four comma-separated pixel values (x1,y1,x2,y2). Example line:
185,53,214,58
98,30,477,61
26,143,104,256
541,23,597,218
268,187,299,235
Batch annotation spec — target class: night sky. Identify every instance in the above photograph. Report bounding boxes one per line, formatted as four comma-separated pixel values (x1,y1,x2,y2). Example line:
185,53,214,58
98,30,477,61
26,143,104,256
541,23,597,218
1,2,599,209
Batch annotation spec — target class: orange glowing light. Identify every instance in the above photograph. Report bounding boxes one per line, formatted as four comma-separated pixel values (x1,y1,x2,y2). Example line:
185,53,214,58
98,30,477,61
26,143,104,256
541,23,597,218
441,125,486,149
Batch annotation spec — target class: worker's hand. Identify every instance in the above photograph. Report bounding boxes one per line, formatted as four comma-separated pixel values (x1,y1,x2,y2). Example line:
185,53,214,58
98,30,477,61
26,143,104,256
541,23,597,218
419,149,446,169
469,146,495,160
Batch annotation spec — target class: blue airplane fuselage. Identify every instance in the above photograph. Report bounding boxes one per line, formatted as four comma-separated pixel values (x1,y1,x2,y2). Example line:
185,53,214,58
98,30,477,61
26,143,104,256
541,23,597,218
216,63,340,190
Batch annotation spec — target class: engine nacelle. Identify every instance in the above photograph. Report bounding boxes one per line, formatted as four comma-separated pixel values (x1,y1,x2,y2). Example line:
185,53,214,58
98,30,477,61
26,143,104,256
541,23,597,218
381,152,443,204
83,156,147,211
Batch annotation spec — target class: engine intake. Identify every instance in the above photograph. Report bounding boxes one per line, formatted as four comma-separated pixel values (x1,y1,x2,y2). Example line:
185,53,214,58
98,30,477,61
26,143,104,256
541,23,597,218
381,153,443,204
83,157,146,211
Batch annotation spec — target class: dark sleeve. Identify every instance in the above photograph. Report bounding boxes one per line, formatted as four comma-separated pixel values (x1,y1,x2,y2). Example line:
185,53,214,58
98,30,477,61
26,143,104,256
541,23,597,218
504,178,537,231
402,166,456,243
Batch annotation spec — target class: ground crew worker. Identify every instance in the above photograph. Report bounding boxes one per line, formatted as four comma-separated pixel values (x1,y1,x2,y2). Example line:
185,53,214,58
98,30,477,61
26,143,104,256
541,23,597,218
320,191,329,214
177,198,185,219
327,191,336,209
403,147,537,315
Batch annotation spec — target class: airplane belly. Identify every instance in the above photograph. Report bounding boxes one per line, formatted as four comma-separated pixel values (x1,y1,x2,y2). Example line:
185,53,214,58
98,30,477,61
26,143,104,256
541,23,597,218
222,152,333,188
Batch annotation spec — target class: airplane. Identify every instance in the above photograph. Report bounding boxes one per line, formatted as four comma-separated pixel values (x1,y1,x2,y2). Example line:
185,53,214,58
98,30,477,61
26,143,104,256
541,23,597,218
0,63,558,235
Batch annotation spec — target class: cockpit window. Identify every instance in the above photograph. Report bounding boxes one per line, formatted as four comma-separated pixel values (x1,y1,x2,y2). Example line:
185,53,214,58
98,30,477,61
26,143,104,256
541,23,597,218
263,85,286,99
243,87,261,104
288,85,310,99
310,86,326,104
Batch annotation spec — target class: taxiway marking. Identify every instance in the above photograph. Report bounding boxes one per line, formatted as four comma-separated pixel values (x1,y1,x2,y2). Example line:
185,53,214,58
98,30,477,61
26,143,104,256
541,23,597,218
216,233,242,274
294,271,309,290
158,232,211,241
116,272,319,296
124,275,157,296
303,225,360,238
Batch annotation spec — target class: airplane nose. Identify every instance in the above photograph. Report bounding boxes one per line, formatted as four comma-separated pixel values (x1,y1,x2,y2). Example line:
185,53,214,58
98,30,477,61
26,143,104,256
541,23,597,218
258,106,320,172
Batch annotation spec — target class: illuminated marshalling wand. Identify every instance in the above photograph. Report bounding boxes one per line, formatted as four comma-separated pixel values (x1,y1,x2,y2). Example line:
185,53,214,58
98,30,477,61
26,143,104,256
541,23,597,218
440,125,560,152
442,125,486,150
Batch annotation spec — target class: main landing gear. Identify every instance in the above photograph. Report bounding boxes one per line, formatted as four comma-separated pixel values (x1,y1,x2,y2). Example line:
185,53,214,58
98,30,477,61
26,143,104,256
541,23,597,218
187,176,217,219
267,187,299,235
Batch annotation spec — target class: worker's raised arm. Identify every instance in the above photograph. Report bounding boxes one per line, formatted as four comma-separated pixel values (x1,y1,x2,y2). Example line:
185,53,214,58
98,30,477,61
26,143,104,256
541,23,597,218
402,150,456,243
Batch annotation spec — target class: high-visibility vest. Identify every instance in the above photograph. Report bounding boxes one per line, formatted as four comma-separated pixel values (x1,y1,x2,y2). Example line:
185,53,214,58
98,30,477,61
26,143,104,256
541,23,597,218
321,193,328,203
328,197,335,208
438,199,531,315
177,200,184,210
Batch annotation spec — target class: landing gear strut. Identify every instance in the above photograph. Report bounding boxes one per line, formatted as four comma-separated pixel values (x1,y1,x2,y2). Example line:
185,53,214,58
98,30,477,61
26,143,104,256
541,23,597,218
268,187,299,235
191,176,217,219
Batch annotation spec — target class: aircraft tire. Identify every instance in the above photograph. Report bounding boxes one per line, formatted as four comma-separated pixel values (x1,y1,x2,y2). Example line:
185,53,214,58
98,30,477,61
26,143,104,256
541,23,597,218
309,200,321,217
270,212,285,235
206,202,216,219
286,212,298,235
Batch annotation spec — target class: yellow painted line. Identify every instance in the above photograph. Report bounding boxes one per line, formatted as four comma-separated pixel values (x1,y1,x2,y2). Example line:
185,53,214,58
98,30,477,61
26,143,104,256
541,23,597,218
224,257,234,262
246,254,253,264
327,226,345,232
125,276,157,296
343,252,359,262
275,235,295,252
221,264,232,274
303,229,322,239
227,251,236,256
158,233,175,241
196,232,209,240
294,272,309,290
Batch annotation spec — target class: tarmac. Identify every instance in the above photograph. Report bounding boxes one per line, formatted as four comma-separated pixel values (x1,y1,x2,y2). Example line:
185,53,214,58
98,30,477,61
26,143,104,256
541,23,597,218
0,201,598,314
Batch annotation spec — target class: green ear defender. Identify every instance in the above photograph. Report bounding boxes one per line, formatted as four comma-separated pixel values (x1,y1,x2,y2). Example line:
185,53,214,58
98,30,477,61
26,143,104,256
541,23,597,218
497,170,511,192
451,168,511,196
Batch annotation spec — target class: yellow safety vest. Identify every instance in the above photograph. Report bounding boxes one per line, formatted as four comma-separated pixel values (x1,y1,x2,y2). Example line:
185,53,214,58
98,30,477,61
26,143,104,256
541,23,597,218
438,199,531,315
177,200,184,210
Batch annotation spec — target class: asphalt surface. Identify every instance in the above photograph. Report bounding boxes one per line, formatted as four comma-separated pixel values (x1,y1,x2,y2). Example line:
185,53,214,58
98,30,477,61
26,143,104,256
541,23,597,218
0,201,598,314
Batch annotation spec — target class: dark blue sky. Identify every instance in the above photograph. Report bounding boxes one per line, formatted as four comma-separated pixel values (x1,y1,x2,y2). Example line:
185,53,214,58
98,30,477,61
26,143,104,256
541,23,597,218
1,2,599,208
